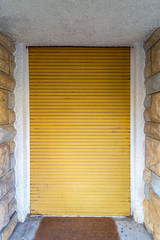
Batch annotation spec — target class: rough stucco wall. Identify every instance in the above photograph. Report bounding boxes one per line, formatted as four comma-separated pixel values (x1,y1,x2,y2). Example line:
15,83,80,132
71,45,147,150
14,43,30,222
13,43,146,223
131,43,145,223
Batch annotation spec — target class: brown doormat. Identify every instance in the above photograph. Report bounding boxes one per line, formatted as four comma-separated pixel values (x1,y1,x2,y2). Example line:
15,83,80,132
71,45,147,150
34,217,120,240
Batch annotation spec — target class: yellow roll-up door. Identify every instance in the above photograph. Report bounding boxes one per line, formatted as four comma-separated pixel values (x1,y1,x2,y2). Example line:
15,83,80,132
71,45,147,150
29,47,130,216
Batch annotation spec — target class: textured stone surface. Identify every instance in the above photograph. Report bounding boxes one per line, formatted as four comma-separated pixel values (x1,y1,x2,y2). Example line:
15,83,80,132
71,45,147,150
0,71,15,91
0,32,15,53
143,27,160,239
0,143,10,178
8,198,17,217
0,45,10,74
0,195,9,231
0,169,15,200
149,190,160,240
146,137,160,177
144,95,151,108
145,122,160,140
0,90,15,125
8,92,15,109
144,108,152,122
9,141,15,155
144,49,152,78
143,198,153,233
144,28,160,51
0,126,16,144
143,167,152,185
152,40,160,75
0,212,18,240
7,188,16,203
9,110,15,124
9,154,15,170
146,72,160,94
150,93,160,122
144,64,152,79
145,48,151,63
0,31,16,238
150,172,160,199
144,183,150,201
144,93,160,123
0,89,9,125
10,54,16,76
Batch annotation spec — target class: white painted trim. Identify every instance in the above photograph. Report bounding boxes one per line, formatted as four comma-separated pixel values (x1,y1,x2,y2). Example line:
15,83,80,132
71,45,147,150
130,47,135,217
130,43,145,223
14,44,145,223
14,43,30,222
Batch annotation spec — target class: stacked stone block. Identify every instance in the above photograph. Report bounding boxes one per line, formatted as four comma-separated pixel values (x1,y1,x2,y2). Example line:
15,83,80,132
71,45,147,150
0,32,17,240
143,28,160,240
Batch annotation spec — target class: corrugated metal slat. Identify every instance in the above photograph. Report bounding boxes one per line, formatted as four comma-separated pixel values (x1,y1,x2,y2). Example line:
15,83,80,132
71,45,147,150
29,47,130,216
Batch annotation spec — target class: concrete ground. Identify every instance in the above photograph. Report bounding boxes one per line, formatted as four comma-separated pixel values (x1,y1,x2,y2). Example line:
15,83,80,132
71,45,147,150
9,216,153,240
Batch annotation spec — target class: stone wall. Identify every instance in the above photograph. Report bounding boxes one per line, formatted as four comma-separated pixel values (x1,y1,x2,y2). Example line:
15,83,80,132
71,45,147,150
0,33,17,240
143,28,160,240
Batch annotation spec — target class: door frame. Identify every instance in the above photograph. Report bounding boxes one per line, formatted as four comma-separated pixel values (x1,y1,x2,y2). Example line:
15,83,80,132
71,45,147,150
14,43,145,223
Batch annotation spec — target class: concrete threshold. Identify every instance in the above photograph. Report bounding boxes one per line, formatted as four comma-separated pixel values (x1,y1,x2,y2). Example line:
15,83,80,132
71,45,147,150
9,215,153,240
